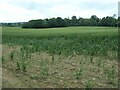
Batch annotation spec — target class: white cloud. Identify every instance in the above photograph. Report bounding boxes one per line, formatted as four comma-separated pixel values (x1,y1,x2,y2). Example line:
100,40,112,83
0,2,46,22
0,0,118,22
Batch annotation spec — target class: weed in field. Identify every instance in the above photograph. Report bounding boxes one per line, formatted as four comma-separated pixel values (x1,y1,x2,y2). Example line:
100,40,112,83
22,46,31,59
10,50,15,60
90,56,93,63
85,80,93,89
74,67,84,79
103,65,117,85
2,56,5,63
51,55,54,63
39,67,49,79
39,59,49,67
38,58,50,79
96,59,101,67
30,74,37,79
16,48,29,72
16,60,27,72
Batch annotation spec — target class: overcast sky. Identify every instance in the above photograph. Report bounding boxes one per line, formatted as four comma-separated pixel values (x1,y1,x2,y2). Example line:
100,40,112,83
0,0,119,22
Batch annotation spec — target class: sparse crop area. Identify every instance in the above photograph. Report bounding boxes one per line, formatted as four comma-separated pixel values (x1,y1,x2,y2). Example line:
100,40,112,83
1,26,118,88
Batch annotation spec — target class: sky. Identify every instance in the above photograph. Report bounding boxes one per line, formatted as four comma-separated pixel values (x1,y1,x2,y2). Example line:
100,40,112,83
0,0,119,22
119,1,120,17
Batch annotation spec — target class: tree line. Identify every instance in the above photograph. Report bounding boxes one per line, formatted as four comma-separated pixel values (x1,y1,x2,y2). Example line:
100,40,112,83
22,15,118,28
1,15,118,28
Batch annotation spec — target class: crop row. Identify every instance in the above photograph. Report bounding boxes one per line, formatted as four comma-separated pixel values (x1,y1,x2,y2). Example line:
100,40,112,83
2,33,118,59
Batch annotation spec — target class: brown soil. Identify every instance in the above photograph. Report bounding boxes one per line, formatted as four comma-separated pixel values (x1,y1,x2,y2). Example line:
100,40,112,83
2,44,118,88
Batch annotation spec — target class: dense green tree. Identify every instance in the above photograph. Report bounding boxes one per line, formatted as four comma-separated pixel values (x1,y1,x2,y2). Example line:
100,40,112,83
99,16,117,27
82,19,92,26
78,17,84,26
21,15,118,28
56,17,66,27
42,19,48,28
90,15,99,26
70,16,79,26
30,19,44,28
47,18,57,27
2,15,117,28
64,18,70,26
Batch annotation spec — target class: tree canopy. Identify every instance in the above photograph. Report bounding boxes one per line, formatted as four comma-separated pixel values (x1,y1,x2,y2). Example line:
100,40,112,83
1,15,118,28
22,15,118,28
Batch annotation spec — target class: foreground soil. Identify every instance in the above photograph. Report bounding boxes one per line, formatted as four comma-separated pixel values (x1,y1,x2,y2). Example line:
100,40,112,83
2,45,118,88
